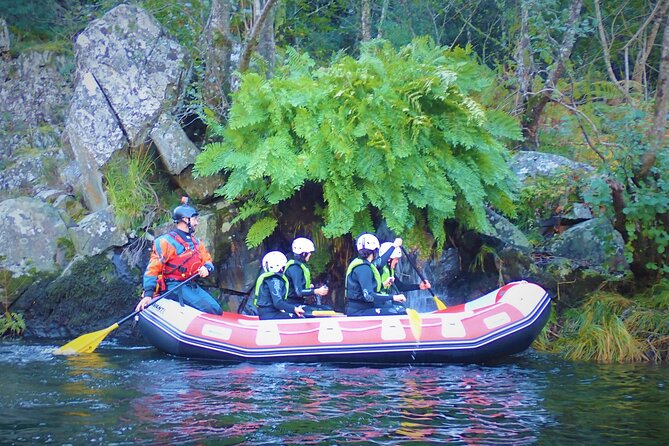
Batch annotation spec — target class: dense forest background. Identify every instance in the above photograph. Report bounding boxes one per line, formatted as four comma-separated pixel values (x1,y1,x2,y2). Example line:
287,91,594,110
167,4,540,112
2,0,668,361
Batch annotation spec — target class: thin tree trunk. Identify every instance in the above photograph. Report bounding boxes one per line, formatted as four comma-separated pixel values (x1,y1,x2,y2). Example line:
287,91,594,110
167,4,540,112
238,0,279,74
513,0,533,115
636,13,669,181
377,0,389,39
202,0,233,113
594,0,635,103
361,0,372,42
632,0,669,92
522,0,583,148
256,0,276,78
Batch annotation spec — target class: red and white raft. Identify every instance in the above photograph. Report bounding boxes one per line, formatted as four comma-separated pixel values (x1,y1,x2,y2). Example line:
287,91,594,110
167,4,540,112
137,281,551,363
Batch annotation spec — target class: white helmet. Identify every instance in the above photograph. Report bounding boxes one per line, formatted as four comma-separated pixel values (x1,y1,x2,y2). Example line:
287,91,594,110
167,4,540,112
356,233,380,251
292,237,315,255
262,251,288,273
379,242,401,259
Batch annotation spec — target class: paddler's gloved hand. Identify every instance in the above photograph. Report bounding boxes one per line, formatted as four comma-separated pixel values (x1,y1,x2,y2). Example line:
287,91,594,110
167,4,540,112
136,293,153,312
393,294,406,304
294,305,305,318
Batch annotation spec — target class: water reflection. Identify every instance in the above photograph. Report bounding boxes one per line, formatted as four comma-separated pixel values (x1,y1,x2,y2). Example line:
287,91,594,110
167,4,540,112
1,342,669,445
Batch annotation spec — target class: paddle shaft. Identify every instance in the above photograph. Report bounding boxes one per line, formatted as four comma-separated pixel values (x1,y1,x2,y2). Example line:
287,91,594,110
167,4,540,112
118,273,200,325
399,246,437,298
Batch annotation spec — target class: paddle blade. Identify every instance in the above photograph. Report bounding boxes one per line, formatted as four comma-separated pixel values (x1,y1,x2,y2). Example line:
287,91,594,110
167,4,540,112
434,296,447,311
53,323,120,355
406,309,422,340
310,310,346,317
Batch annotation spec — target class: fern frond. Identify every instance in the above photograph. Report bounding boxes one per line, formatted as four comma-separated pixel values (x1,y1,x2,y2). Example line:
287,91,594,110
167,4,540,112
245,216,278,248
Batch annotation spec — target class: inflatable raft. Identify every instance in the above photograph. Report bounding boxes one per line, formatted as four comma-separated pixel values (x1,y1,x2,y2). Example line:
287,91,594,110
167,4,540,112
137,281,551,364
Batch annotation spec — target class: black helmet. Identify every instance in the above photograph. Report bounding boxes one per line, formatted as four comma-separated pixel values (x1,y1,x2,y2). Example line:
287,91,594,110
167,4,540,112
172,197,198,222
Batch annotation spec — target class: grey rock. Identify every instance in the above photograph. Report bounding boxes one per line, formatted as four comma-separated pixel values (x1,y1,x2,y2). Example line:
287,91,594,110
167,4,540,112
510,151,594,183
150,113,200,175
66,4,187,211
0,197,69,275
68,206,128,255
543,217,628,273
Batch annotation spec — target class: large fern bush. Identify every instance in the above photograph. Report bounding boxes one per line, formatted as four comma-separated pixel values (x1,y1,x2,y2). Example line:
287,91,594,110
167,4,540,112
196,38,521,248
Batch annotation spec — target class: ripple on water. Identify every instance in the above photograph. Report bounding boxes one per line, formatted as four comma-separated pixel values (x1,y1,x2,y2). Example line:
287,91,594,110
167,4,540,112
1,341,669,445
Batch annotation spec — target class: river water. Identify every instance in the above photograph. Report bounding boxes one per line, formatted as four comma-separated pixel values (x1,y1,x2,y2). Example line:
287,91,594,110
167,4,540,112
1,340,668,445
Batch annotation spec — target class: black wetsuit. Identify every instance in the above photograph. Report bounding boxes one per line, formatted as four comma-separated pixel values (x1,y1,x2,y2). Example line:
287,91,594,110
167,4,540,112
284,257,333,313
255,273,298,320
345,257,406,316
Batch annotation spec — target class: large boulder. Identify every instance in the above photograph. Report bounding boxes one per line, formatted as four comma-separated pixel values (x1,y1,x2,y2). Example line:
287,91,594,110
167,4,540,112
66,4,188,211
510,151,594,183
68,206,128,255
0,197,70,275
150,114,223,198
0,51,73,201
543,217,628,273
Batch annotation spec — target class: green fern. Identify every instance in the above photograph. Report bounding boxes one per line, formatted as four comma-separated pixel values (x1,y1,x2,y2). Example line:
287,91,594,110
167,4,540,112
245,217,278,248
196,37,521,248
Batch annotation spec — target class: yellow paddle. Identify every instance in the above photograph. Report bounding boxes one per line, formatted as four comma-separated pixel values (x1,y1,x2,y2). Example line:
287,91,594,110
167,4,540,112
406,308,422,340
310,310,346,317
400,246,447,310
54,274,199,356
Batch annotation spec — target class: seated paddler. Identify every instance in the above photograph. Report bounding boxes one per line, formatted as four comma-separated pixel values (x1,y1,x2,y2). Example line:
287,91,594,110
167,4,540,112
255,251,306,320
377,242,431,295
135,197,222,315
345,233,407,316
284,237,332,314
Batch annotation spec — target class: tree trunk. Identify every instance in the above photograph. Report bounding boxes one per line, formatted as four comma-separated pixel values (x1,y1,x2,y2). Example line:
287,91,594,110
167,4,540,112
513,0,533,115
636,12,669,181
377,0,389,39
202,0,233,114
256,0,277,78
238,0,279,74
361,0,372,42
631,0,669,93
522,0,583,148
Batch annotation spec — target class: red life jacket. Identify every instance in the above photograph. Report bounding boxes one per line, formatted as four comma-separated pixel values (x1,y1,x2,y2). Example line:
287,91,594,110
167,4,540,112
161,231,205,281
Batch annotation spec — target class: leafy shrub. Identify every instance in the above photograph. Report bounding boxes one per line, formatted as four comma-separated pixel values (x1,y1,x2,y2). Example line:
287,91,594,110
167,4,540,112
103,147,159,231
0,312,25,337
583,111,669,276
196,38,521,249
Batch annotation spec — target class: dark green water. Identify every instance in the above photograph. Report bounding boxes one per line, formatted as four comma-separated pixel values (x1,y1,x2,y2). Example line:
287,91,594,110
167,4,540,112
1,340,668,445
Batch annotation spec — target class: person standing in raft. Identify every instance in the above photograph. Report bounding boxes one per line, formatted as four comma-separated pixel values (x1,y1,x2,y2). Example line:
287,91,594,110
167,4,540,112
345,233,407,316
377,242,431,295
284,237,332,313
135,197,222,315
255,250,306,320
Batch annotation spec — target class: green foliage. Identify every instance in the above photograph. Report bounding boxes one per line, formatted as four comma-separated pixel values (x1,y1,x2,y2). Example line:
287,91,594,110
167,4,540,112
1,0,120,54
245,216,278,248
554,292,648,363
141,0,207,54
583,111,669,276
0,266,30,337
103,148,158,231
197,38,521,249
538,287,669,363
56,237,76,262
0,312,25,337
513,169,585,239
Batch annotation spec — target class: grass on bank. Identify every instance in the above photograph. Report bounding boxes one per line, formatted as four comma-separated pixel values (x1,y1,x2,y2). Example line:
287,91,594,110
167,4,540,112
535,283,669,363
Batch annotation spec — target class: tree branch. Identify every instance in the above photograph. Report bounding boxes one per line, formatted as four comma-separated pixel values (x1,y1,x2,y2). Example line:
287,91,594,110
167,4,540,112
238,0,278,74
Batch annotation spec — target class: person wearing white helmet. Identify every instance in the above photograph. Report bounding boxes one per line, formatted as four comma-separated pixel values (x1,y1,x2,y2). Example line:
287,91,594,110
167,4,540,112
284,237,330,310
344,233,407,316
253,250,305,320
377,242,431,295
